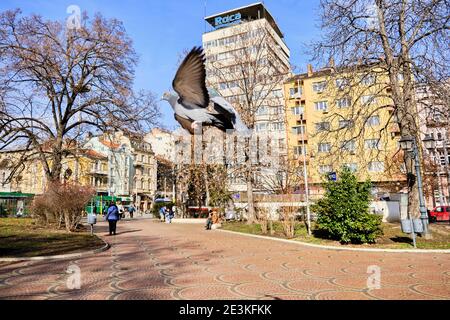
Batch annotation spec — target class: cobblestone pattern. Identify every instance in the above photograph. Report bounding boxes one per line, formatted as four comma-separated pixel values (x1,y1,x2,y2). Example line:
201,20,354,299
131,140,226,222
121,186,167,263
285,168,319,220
0,220,449,300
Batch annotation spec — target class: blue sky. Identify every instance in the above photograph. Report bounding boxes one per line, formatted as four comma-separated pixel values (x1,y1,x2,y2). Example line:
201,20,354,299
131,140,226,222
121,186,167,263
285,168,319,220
0,0,322,129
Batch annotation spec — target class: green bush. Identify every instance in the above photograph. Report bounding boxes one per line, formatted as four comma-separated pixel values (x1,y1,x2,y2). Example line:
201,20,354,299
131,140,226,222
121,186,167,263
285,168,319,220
312,167,383,244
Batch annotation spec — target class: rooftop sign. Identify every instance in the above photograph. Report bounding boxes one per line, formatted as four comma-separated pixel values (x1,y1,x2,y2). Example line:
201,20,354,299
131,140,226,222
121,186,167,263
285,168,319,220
205,3,284,38
214,12,242,29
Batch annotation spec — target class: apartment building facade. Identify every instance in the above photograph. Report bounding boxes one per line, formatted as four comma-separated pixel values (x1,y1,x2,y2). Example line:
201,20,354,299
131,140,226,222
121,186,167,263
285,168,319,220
84,131,157,212
417,83,450,207
284,64,407,198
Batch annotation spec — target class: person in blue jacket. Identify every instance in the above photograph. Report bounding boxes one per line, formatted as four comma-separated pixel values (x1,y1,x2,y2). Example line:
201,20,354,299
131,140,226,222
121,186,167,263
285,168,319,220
105,201,120,236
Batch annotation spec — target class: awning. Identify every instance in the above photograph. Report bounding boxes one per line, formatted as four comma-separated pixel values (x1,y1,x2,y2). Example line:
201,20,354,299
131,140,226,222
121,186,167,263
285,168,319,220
0,192,35,199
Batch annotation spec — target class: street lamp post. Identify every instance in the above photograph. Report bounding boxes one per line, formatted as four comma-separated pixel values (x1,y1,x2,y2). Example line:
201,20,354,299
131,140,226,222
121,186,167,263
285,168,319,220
399,136,429,236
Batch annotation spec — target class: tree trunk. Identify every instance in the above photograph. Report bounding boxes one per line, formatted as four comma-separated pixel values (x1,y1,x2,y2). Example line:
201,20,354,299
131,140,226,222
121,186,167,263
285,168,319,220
204,166,210,207
246,158,256,224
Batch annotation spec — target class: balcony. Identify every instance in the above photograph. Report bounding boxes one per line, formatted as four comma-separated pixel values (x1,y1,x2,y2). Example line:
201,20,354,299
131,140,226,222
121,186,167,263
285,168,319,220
292,154,310,164
294,134,308,142
134,187,155,194
94,185,108,192
292,114,306,123
134,159,144,167
389,123,401,137
289,94,304,101
89,168,108,176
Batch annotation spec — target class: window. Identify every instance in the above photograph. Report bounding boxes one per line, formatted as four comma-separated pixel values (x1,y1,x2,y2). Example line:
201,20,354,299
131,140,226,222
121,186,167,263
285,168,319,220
312,81,327,93
337,97,352,108
361,95,376,105
292,126,306,135
341,140,356,152
294,145,307,155
272,89,283,98
361,74,376,86
336,78,349,90
319,165,333,174
229,81,238,89
344,163,358,172
217,52,230,61
256,106,269,116
255,122,268,132
292,106,304,115
368,161,385,172
318,143,331,153
316,122,331,132
365,139,380,150
366,115,381,127
315,101,328,111
272,122,285,131
339,119,354,129
289,87,302,98
272,106,284,115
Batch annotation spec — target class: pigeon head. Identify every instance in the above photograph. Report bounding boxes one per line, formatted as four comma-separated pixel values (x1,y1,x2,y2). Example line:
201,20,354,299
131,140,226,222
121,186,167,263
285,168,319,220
161,91,179,107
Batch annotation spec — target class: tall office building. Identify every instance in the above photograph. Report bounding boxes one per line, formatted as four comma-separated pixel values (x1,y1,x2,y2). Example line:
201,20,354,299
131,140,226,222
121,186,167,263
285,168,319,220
202,2,291,192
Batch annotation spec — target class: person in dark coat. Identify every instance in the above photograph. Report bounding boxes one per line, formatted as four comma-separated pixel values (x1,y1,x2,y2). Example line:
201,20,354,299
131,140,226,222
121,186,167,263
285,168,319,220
105,201,120,236
205,210,213,230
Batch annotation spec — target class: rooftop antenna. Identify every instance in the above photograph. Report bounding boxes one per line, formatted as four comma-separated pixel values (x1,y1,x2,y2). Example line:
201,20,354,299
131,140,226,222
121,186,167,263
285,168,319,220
204,0,207,33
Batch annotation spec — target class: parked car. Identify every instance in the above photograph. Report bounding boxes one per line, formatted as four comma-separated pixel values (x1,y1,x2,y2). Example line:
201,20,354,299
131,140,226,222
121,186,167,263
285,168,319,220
429,206,450,222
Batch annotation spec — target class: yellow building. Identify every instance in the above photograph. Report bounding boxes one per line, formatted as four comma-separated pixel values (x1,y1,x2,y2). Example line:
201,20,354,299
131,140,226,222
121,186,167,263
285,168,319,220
0,148,109,196
284,64,406,198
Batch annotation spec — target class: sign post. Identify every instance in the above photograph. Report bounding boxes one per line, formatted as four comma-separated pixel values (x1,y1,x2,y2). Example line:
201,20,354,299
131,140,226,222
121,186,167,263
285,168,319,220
87,214,97,236
328,172,337,182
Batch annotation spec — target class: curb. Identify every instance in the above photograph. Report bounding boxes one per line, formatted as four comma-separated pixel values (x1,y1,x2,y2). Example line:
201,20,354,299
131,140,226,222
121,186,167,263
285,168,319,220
172,218,207,224
0,236,111,262
217,229,450,254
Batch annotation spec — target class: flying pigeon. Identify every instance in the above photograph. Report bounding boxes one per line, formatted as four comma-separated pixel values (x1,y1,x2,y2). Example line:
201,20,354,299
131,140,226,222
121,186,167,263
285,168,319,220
162,47,249,135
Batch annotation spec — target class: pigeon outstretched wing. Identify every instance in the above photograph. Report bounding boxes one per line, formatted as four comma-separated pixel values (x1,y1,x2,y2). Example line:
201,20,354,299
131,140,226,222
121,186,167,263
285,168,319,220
209,88,250,134
172,47,210,109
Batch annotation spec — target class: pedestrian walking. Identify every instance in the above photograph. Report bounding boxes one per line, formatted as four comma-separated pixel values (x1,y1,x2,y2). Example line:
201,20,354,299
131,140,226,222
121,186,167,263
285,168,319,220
205,210,213,230
105,201,120,236
117,202,125,220
129,204,136,219
167,207,174,224
159,206,166,222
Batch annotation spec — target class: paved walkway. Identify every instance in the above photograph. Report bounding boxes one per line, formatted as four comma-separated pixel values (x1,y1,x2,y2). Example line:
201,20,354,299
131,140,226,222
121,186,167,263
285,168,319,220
0,219,449,300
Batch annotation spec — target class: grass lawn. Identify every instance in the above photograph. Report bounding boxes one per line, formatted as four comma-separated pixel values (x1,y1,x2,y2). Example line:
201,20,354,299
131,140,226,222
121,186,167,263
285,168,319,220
0,218,106,258
221,221,450,250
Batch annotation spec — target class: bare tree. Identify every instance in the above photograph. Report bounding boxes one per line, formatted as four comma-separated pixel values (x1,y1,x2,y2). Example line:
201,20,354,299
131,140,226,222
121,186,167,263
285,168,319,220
205,21,290,222
0,9,160,184
311,0,450,219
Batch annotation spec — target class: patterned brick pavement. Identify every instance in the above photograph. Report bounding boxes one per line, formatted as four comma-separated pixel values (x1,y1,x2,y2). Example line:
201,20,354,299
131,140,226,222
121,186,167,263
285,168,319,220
0,219,449,300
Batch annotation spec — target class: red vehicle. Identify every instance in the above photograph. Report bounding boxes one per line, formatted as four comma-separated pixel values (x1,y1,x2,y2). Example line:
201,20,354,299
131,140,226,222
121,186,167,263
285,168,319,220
429,206,450,222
